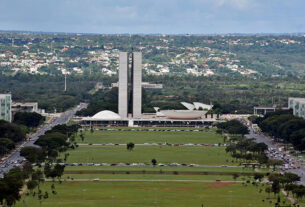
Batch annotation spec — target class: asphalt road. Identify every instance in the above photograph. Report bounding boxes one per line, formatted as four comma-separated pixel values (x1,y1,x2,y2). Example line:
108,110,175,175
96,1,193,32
245,125,305,186
0,103,87,178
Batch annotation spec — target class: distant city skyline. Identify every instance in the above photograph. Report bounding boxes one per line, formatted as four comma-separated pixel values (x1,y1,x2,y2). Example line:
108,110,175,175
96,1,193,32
0,0,305,34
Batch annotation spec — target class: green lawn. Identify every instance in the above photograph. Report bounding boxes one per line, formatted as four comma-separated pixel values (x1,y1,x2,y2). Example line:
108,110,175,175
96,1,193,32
16,181,290,207
63,145,232,165
63,166,271,173
62,174,247,181
76,130,223,144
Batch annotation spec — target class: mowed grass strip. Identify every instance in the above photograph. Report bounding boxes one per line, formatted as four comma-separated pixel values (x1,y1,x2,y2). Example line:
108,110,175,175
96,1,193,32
76,130,223,144
64,145,231,165
62,174,248,181
16,181,289,207
64,166,267,173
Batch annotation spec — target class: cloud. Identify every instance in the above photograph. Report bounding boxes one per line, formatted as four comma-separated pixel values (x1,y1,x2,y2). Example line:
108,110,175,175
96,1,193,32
212,0,254,10
0,0,304,34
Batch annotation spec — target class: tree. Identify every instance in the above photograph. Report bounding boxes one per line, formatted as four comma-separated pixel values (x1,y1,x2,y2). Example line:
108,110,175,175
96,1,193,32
0,168,25,206
265,186,272,198
80,133,85,142
280,172,300,185
151,158,157,166
0,121,25,142
217,120,249,136
216,129,223,135
23,161,33,178
0,138,15,155
20,146,45,163
232,173,239,181
127,142,135,151
13,112,45,128
272,179,280,196
26,180,38,193
31,169,43,182
254,173,264,182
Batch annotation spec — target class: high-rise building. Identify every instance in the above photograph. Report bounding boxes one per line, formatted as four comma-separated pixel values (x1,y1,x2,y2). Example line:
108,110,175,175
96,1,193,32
0,94,12,122
289,97,305,119
118,52,142,119
132,52,142,119
118,52,129,118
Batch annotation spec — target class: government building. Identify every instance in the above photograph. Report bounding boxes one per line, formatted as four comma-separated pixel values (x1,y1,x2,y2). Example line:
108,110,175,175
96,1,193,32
0,94,12,122
81,51,218,127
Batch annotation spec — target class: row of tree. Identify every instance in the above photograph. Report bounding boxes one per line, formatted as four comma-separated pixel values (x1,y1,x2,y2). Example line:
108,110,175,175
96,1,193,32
252,110,305,150
20,124,80,163
6,124,82,206
0,120,26,156
13,112,45,128
217,120,249,136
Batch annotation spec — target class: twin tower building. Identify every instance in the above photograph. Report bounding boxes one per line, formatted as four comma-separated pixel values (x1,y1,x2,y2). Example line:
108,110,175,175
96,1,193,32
118,52,142,119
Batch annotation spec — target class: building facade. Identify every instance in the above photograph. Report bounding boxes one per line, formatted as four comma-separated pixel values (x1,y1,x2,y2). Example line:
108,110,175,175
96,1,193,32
118,51,142,119
288,97,305,119
118,52,129,119
132,52,142,119
0,94,12,122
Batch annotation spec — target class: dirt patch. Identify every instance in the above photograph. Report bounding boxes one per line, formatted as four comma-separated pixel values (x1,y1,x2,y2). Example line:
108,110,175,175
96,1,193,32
206,182,234,189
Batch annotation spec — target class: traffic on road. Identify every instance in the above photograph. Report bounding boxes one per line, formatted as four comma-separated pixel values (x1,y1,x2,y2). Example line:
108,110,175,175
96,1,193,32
245,123,305,185
0,103,87,178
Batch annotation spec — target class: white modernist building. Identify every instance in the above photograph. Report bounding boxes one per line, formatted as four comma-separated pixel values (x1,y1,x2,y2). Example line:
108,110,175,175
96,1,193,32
81,102,216,127
158,102,213,119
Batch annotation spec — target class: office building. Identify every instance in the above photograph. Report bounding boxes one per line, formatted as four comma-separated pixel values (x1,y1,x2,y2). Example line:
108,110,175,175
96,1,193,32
118,52,129,118
289,97,305,119
118,51,142,119
132,52,142,119
0,94,12,122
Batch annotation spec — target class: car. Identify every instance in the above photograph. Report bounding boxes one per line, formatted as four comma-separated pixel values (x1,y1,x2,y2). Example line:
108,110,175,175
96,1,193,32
93,178,100,181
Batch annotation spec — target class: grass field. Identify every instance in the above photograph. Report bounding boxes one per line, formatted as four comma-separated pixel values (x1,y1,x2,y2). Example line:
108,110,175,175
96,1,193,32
16,181,289,207
36,129,286,207
63,166,268,173
63,145,232,165
62,174,249,181
76,130,223,144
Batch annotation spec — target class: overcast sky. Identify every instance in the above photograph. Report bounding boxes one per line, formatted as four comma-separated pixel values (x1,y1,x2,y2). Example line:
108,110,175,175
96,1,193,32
0,0,304,34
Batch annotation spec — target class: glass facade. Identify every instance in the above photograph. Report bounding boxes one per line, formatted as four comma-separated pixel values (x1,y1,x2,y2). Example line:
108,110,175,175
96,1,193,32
288,98,305,119
0,94,12,122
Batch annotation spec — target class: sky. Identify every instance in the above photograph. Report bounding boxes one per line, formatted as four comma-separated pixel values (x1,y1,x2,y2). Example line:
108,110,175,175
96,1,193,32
0,0,304,34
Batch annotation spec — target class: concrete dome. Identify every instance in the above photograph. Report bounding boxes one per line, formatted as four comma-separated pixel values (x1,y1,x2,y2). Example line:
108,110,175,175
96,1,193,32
92,110,121,120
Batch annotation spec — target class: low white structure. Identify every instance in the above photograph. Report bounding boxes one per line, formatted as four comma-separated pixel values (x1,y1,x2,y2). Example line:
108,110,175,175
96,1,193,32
90,110,121,120
160,110,207,119
159,102,213,120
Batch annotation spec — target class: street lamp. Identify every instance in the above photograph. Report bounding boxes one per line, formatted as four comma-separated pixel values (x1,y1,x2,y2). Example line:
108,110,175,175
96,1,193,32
228,191,232,207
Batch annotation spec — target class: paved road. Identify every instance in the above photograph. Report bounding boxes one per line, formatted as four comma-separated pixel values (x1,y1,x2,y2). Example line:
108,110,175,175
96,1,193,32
0,103,87,178
245,125,305,186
